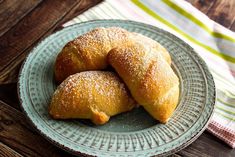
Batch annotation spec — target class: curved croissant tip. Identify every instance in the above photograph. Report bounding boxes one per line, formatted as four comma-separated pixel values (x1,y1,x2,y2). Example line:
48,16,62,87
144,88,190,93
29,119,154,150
91,111,110,125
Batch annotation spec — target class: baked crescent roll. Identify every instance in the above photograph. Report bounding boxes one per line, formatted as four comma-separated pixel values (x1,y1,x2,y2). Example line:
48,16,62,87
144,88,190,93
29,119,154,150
108,44,179,123
130,32,171,64
49,71,136,125
54,27,171,83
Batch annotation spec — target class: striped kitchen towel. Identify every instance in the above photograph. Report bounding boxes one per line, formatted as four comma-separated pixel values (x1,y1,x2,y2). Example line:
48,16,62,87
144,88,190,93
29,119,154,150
63,0,235,148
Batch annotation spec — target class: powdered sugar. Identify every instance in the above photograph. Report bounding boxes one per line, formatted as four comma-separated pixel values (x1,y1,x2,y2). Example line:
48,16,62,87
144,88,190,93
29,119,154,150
55,71,128,107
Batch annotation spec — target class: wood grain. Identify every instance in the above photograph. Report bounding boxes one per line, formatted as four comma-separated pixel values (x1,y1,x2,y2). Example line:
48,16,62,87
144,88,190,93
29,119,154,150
231,20,235,31
55,0,103,31
178,131,235,157
0,0,78,74
0,0,42,36
206,0,235,29
0,83,19,110
0,142,23,157
0,0,102,85
186,0,215,14
186,0,235,32
0,100,74,157
169,154,182,157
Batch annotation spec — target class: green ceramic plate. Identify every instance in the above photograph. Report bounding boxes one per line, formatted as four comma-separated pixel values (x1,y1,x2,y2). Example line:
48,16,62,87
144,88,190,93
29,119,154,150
18,20,215,157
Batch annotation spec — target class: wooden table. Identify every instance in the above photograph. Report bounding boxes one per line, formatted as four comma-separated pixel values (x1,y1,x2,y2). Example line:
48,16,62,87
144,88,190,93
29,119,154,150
0,0,235,156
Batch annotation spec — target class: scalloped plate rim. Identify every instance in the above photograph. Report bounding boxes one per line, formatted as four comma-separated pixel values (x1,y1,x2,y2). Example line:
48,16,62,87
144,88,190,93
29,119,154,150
17,19,216,157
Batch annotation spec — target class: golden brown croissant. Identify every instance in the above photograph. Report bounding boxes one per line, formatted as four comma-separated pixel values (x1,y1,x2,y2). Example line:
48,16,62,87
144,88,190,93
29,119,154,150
54,27,171,83
49,71,136,125
130,32,171,64
108,43,179,123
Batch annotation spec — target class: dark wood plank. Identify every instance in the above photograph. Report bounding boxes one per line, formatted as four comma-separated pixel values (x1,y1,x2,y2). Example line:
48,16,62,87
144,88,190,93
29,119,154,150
0,0,42,36
0,83,19,110
186,0,215,14
187,0,235,31
0,49,27,85
178,131,235,157
231,20,235,32
0,142,23,157
206,0,235,29
55,0,103,31
169,154,182,157
0,0,102,84
0,0,78,72
0,100,74,157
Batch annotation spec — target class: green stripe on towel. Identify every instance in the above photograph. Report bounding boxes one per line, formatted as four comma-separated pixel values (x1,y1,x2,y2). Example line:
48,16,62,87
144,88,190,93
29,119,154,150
215,105,235,116
217,98,235,108
162,0,235,43
131,0,235,63
215,110,235,121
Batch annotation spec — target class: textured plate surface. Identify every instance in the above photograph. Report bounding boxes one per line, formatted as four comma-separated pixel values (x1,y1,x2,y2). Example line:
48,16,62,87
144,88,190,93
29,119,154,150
18,20,215,157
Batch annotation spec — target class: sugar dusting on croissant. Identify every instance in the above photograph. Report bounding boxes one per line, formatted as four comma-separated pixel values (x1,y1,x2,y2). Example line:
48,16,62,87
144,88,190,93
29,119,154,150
51,27,179,124
108,43,179,123
54,27,171,83
49,71,136,125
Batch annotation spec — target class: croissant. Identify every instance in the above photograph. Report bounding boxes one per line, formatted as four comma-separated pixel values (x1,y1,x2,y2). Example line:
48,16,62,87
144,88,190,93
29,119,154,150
49,71,136,125
108,43,179,123
54,27,171,83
